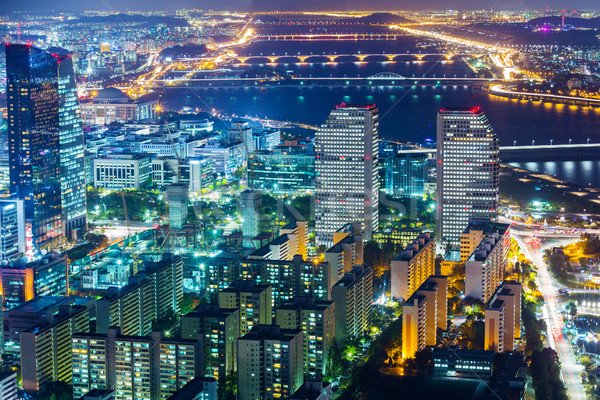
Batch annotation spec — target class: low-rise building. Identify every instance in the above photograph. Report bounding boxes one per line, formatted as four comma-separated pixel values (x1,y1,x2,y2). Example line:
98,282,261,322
433,347,494,378
93,154,151,190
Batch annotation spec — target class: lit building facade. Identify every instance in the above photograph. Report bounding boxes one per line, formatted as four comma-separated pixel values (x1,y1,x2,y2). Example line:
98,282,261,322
275,297,335,377
218,280,273,336
93,154,151,190
485,282,521,353
21,304,90,393
237,325,304,400
72,328,201,400
331,265,374,346
385,153,428,197
391,233,435,301
436,108,499,252
0,253,69,310
80,87,156,125
0,200,25,262
402,276,448,359
464,222,510,303
180,304,240,382
315,105,379,246
6,44,86,245
248,148,315,194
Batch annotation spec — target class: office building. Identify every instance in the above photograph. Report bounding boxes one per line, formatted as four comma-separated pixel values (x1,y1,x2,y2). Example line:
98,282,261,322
237,325,303,400
248,148,315,194
181,304,240,381
80,87,157,125
385,153,428,197
253,128,281,151
433,347,494,378
152,157,183,187
218,280,273,336
0,372,18,400
166,184,188,230
315,104,379,246
464,222,510,303
228,121,254,156
391,233,435,301
72,328,201,400
165,376,217,400
240,255,331,307
6,44,87,245
179,119,214,134
188,157,214,193
331,265,374,345
275,297,335,377
96,254,183,336
374,226,421,250
240,190,262,247
436,108,499,252
485,282,522,353
93,154,151,190
0,253,69,310
0,200,25,261
193,141,244,179
21,304,90,392
402,276,448,359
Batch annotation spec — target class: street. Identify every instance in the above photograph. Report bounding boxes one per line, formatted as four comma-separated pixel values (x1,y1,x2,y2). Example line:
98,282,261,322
513,233,586,400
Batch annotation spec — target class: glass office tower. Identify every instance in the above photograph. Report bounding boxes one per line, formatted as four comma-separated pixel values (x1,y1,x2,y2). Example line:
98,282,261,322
6,44,86,247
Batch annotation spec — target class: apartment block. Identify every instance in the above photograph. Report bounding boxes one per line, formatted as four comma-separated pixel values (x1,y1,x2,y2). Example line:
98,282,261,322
21,304,90,392
96,253,183,336
464,222,510,303
331,265,374,346
180,304,240,381
485,282,522,353
275,297,335,377
402,276,448,359
218,280,273,336
391,232,435,301
237,325,303,400
72,328,201,400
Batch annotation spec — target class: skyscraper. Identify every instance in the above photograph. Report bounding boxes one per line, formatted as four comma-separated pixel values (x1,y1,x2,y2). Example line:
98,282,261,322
435,107,499,253
315,104,379,246
5,44,86,247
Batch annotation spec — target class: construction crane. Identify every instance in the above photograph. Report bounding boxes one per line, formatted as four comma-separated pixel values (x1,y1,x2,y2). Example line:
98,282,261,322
165,121,183,181
121,191,131,237
237,121,256,187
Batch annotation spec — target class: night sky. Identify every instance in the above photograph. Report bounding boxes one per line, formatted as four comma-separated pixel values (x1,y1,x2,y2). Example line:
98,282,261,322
1,0,599,13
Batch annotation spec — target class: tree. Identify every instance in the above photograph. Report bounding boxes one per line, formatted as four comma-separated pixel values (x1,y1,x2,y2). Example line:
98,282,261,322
565,301,578,318
35,381,72,400
87,233,110,249
218,371,237,400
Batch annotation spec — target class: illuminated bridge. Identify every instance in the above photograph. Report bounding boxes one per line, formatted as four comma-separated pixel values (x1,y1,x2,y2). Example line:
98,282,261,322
232,52,484,64
398,143,600,162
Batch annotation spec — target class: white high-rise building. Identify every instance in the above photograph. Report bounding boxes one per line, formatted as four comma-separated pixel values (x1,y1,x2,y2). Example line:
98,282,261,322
315,104,379,246
436,107,499,253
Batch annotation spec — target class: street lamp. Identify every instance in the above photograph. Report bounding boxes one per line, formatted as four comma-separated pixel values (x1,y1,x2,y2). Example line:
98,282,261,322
550,139,553,146
569,138,572,145
588,138,591,144
514,140,517,147
532,140,535,146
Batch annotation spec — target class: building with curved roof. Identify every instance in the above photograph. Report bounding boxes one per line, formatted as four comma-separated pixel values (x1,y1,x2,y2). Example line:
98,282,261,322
80,88,157,125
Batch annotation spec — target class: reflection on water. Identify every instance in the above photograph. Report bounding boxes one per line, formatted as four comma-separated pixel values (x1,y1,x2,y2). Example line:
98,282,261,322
508,161,600,188
162,81,600,146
